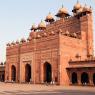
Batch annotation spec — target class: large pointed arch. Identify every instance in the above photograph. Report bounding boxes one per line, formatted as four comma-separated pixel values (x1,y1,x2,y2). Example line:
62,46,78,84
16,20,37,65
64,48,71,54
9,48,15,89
11,65,16,82
93,73,95,85
25,64,31,82
44,62,52,83
72,72,78,84
81,72,89,85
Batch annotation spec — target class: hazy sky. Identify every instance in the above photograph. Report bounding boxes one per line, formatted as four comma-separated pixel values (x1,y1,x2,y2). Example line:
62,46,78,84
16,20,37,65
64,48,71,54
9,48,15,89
0,0,95,62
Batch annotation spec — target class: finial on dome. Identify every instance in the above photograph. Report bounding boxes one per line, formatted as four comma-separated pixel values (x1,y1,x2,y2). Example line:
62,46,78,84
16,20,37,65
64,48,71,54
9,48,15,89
45,12,55,23
74,0,81,10
89,6,92,12
62,4,64,8
90,6,92,9
77,0,79,3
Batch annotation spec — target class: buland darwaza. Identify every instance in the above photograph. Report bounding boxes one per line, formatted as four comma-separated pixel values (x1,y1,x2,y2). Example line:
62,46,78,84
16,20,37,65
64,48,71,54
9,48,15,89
5,1,95,86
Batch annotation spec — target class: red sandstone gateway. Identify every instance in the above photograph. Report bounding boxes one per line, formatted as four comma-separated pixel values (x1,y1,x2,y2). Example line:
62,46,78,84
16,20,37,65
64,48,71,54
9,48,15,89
5,1,95,86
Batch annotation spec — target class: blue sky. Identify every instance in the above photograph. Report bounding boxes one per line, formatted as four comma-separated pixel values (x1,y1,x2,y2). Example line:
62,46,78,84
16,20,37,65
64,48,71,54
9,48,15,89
0,0,95,62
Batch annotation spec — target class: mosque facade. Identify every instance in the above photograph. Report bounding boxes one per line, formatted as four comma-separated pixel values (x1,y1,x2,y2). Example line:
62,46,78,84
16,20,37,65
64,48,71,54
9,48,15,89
5,1,95,86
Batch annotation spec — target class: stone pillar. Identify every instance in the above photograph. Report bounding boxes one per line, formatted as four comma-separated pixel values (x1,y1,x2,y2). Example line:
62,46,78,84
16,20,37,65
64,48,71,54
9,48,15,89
77,72,81,85
52,63,56,83
89,72,93,86
67,72,72,85
41,62,44,84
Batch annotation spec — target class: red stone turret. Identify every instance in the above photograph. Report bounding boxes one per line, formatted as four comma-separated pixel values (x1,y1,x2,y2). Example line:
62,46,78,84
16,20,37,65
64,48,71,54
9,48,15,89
45,12,55,23
30,24,37,31
38,20,46,30
72,0,82,13
55,5,70,18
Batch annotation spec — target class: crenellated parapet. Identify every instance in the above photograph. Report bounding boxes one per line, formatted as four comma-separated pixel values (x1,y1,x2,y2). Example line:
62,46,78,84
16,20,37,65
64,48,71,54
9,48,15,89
27,29,80,41
6,1,93,48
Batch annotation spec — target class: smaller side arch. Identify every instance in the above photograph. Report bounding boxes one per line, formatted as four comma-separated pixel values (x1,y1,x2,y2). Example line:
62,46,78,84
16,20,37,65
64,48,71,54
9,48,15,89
71,72,78,84
25,64,31,82
44,62,52,83
93,73,95,85
81,72,89,85
11,65,16,82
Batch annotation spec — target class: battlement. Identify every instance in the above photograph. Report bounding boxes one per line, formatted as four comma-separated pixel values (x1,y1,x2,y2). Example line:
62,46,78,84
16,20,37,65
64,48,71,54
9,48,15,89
6,2,93,49
7,15,88,48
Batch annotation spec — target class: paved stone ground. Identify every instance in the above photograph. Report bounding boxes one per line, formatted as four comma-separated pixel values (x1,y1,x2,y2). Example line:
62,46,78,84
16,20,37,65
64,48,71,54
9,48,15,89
0,83,95,95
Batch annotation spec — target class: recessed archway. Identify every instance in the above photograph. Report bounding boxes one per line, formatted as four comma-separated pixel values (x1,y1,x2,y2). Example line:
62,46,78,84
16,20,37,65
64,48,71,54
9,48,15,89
93,73,95,85
25,64,31,82
44,62,52,83
11,65,16,82
2,74,4,82
81,72,89,85
72,72,78,84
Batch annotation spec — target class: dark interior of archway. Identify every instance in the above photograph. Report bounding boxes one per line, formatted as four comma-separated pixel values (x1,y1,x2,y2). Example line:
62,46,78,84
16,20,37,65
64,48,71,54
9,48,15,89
25,64,31,82
2,74,4,82
12,66,16,81
0,74,4,82
72,72,77,84
81,72,89,84
93,73,95,85
44,62,52,83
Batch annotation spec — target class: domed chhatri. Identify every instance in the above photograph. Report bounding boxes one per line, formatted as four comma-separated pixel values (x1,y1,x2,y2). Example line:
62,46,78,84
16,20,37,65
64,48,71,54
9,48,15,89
7,43,11,47
16,40,19,44
77,6,83,14
11,42,15,45
76,4,92,16
83,4,92,13
74,0,81,10
55,5,70,18
30,24,37,31
45,12,55,23
38,20,46,30
72,0,82,13
20,38,26,43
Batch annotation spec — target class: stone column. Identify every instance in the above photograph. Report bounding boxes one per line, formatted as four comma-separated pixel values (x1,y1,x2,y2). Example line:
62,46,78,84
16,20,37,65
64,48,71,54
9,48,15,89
77,72,81,85
68,72,72,85
41,61,44,84
51,62,56,83
89,72,93,86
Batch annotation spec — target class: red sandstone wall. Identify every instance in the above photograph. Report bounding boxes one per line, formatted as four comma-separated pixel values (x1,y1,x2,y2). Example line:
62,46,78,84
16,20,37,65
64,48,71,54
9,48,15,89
5,45,20,82
5,12,93,85
59,13,93,85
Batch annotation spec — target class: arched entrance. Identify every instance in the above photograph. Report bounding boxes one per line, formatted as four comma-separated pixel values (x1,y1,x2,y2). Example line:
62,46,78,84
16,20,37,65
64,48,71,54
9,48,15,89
25,64,31,82
2,74,4,82
0,74,4,82
11,65,16,82
72,72,77,84
44,62,52,83
93,73,95,85
81,72,89,85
